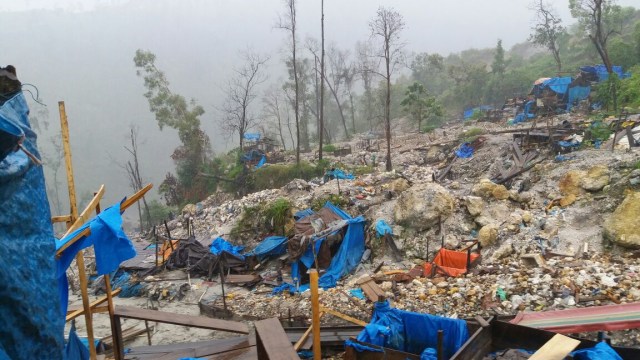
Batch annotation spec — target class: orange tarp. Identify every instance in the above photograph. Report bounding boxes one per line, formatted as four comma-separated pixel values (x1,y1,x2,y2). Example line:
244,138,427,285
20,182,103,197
423,248,480,277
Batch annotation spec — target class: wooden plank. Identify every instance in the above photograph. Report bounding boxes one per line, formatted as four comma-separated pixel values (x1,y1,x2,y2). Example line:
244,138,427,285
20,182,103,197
254,318,298,360
224,274,261,284
529,333,580,360
59,184,105,240
294,312,324,351
65,288,122,321
113,306,249,334
52,214,73,223
360,283,378,302
319,307,368,327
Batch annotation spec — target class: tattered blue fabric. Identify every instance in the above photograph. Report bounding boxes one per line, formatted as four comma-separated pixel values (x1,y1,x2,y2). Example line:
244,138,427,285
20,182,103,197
209,237,245,259
244,132,261,141
346,301,469,359
244,236,288,261
572,341,622,360
455,143,474,158
0,93,64,359
542,77,572,94
567,86,591,110
64,322,90,360
375,219,393,237
294,208,314,220
255,155,267,168
324,168,355,180
56,202,137,316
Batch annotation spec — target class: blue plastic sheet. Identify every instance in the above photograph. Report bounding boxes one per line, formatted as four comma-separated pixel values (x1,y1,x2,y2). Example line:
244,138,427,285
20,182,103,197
542,77,572,94
324,168,355,180
558,140,580,148
0,92,64,359
567,86,591,110
209,237,245,259
350,288,366,300
64,322,89,360
347,301,469,359
572,341,622,360
244,236,288,261
244,132,261,141
463,105,492,120
455,143,474,158
56,202,137,316
255,155,266,168
375,219,393,237
581,65,630,81
294,208,314,220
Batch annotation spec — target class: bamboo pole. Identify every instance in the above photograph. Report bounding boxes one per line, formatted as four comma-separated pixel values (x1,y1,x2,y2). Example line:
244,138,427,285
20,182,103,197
310,269,321,360
60,101,97,360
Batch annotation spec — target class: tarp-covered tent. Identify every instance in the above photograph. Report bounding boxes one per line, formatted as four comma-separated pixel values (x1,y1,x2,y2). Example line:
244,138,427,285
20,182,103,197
280,202,365,292
346,300,469,359
0,84,65,358
580,64,631,82
424,248,481,278
244,236,288,261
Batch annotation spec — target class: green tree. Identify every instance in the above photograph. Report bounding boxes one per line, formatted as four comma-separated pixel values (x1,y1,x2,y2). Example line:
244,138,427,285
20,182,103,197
492,39,508,75
133,49,212,205
400,82,442,131
529,0,565,72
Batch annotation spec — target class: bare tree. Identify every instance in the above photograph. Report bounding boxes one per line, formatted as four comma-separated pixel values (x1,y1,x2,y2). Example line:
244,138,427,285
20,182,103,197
369,7,405,171
263,86,288,150
277,0,301,164
326,44,351,139
356,41,378,131
319,0,326,160
123,126,151,231
343,62,358,134
220,50,269,151
529,0,565,72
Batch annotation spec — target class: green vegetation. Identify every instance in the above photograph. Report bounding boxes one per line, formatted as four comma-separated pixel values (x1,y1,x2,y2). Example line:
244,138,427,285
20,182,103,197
400,82,443,131
144,200,177,226
619,65,640,111
230,197,293,240
322,144,337,153
251,162,323,191
311,193,350,211
264,198,292,236
459,127,486,142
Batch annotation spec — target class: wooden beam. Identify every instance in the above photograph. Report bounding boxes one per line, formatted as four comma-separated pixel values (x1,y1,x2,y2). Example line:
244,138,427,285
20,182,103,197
319,307,368,327
293,312,324,351
120,183,153,212
65,288,122,321
113,306,249,334
255,318,299,360
310,269,321,360
59,101,78,222
529,334,580,360
52,215,73,223
58,184,105,242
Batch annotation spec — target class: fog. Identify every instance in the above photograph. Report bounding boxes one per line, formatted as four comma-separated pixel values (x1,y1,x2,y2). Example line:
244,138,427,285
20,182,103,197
1,0,636,222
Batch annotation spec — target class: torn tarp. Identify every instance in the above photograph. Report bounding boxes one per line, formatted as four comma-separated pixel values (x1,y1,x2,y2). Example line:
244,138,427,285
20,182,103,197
244,236,288,261
375,219,393,237
455,143,474,158
209,237,245,259
324,168,355,181
346,300,469,359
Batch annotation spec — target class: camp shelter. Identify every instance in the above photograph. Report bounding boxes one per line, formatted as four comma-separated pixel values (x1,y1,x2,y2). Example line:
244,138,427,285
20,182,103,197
286,202,365,291
423,243,481,278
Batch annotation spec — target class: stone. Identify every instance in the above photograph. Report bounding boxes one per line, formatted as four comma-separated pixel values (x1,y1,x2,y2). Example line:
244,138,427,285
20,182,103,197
493,243,514,260
182,203,197,216
444,234,460,249
479,224,499,247
604,191,640,248
475,202,511,227
394,182,454,231
492,185,510,200
472,178,498,198
389,178,411,193
580,165,610,192
522,211,533,224
559,170,585,196
464,196,484,217
560,194,577,207
630,169,640,178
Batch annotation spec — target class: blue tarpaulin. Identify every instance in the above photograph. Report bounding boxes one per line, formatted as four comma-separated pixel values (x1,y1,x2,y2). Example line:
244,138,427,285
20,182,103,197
463,105,492,120
542,77,572,95
0,92,64,359
276,202,365,293
241,149,264,163
375,219,393,237
64,322,89,360
209,237,245,259
581,64,631,82
346,301,469,359
255,155,266,169
567,86,591,110
324,168,355,180
455,143,474,158
244,133,261,141
294,208,314,221
56,201,137,316
572,341,622,360
512,100,536,124
244,236,288,261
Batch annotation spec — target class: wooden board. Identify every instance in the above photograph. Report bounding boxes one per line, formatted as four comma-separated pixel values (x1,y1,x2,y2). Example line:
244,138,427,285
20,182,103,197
113,306,248,334
254,318,298,360
528,334,580,360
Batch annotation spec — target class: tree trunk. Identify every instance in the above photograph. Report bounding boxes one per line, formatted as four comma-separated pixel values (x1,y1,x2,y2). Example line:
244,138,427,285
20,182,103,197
385,42,392,172
349,92,356,134
319,0,325,161
325,78,349,139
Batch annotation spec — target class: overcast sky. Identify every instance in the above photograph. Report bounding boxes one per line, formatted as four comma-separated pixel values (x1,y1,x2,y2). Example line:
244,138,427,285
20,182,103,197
1,0,636,55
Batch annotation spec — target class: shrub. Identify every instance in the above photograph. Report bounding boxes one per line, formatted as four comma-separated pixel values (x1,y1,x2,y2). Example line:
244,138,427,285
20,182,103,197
323,144,337,153
459,127,486,142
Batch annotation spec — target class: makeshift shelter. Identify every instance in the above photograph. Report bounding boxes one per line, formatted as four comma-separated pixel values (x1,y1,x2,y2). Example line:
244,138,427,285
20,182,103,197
424,242,481,278
282,202,365,292
346,300,469,359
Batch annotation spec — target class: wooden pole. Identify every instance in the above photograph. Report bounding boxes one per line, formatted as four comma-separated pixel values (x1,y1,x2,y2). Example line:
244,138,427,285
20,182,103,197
60,101,97,360
310,269,321,360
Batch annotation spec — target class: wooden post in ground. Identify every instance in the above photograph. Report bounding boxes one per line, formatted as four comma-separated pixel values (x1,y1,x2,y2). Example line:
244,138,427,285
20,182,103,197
310,269,321,360
60,101,97,360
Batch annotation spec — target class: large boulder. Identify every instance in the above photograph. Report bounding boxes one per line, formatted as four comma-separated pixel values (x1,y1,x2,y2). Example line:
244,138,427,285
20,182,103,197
559,170,585,196
478,223,499,247
474,201,511,227
581,165,610,192
464,196,484,217
394,183,454,231
473,178,498,198
604,191,640,248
